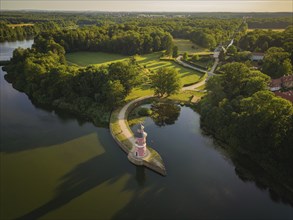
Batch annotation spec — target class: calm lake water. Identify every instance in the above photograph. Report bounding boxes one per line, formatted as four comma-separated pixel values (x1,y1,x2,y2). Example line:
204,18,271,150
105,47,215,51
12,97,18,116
0,40,292,220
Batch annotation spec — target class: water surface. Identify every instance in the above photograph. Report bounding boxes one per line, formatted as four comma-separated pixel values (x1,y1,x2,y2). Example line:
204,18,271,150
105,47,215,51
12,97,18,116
0,41,292,220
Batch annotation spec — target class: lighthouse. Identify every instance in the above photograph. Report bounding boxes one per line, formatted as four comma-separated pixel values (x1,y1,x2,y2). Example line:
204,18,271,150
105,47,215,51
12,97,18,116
134,124,147,158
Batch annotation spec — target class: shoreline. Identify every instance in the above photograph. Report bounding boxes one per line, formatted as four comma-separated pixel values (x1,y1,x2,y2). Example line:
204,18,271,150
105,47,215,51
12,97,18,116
109,96,167,176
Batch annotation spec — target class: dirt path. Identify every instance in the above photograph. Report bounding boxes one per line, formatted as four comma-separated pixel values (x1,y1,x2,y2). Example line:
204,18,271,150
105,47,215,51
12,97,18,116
117,96,154,146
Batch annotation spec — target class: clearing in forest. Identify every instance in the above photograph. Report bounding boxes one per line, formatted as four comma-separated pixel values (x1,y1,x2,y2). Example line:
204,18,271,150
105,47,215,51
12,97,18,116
173,38,211,55
66,51,203,87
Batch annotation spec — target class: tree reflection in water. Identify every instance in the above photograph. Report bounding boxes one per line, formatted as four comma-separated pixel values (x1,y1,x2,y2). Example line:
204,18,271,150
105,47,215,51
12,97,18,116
150,102,181,127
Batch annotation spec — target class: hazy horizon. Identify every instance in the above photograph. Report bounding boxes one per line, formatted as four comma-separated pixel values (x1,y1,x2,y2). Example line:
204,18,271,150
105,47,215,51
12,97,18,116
1,1,293,12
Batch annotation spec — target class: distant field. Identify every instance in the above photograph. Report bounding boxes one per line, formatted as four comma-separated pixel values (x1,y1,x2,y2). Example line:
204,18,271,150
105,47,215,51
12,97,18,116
66,51,203,87
66,52,129,66
7,23,34,28
173,39,210,55
247,28,285,32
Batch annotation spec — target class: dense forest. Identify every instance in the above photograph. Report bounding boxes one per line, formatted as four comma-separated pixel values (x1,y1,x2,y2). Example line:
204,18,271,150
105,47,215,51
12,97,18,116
3,36,144,125
199,63,293,201
0,20,76,42
225,26,293,78
35,25,173,55
1,11,291,49
237,26,293,53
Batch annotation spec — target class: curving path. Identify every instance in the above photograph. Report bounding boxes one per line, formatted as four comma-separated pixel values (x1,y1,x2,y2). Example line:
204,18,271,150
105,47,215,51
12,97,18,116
116,48,223,151
111,46,224,175
111,95,166,175
176,55,207,74
117,95,154,146
178,46,221,90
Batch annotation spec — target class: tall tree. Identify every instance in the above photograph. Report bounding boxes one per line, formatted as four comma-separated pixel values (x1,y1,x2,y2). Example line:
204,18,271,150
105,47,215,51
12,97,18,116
172,46,178,58
150,67,181,97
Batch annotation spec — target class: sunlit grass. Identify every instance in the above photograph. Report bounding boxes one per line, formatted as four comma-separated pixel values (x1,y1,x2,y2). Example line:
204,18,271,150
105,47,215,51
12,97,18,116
173,38,210,54
247,28,285,32
136,52,202,86
66,51,129,66
66,51,203,87
169,90,206,102
7,23,34,27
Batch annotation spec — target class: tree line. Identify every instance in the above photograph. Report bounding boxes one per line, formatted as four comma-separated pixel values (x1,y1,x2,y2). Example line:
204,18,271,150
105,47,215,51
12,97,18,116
4,37,140,125
237,26,293,53
35,25,173,55
199,63,293,194
0,20,76,42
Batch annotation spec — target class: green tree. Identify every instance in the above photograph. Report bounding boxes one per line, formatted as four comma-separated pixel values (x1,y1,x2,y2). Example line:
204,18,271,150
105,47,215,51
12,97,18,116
239,90,293,149
201,33,216,49
262,47,292,78
183,52,188,61
227,45,237,55
163,34,173,57
103,80,126,107
172,46,178,58
150,67,181,97
192,54,200,62
108,61,138,94
218,49,225,62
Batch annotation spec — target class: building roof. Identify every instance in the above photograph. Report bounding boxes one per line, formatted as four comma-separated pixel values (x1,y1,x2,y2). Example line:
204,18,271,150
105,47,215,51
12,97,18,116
269,75,293,88
274,90,293,103
270,78,282,88
282,75,293,83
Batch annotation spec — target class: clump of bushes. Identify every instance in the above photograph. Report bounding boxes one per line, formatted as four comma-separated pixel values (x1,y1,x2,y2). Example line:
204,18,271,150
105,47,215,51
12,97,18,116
137,107,152,116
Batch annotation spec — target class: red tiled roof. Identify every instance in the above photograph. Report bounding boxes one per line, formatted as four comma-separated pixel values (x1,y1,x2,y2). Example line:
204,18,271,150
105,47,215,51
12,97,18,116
282,75,293,83
274,90,293,103
269,75,293,88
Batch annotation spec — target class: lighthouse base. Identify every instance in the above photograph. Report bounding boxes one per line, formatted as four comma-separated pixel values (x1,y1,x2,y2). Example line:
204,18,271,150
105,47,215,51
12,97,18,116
127,147,167,176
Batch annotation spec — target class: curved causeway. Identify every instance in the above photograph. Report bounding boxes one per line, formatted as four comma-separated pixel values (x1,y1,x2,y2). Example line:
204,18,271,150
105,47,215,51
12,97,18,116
109,96,167,176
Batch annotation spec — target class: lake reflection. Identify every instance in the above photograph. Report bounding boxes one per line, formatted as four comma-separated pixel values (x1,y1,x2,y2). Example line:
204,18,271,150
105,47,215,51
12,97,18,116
1,40,292,220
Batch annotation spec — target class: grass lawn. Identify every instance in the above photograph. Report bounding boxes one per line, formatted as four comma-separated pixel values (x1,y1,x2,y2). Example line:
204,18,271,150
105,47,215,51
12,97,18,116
66,51,203,87
66,52,129,66
136,52,202,86
66,51,205,103
7,23,34,28
247,28,285,32
169,90,206,102
173,38,210,54
126,85,154,101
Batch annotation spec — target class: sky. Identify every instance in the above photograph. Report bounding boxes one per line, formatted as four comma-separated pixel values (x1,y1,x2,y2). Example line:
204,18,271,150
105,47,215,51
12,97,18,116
1,0,292,12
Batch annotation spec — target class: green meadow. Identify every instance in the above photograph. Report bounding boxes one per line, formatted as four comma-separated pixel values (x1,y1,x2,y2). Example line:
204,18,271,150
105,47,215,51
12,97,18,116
247,28,285,32
66,52,129,66
173,38,211,55
66,51,204,92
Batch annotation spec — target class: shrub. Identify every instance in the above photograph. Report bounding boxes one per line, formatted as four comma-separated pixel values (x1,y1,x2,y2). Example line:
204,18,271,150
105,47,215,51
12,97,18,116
138,107,152,116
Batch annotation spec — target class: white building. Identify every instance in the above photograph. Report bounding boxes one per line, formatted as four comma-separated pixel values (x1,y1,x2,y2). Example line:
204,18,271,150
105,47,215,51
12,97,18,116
251,52,264,61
